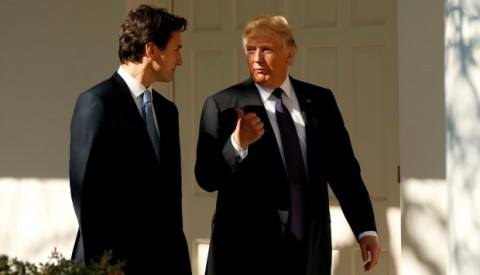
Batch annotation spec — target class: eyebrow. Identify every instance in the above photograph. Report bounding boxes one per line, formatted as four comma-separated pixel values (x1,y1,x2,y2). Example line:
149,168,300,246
246,43,274,48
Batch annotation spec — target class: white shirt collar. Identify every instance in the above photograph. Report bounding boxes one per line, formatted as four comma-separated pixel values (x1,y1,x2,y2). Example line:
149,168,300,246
255,76,294,103
117,65,152,98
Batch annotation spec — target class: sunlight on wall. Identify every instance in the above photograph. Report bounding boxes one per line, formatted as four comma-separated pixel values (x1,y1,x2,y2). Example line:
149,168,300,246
402,178,447,275
331,250,341,274
330,207,357,274
194,239,209,275
1,177,402,274
330,206,357,248
445,1,480,274
387,207,401,275
331,206,400,275
0,178,77,263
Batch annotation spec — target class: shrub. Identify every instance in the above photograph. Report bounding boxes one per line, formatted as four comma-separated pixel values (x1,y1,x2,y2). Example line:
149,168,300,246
0,248,125,275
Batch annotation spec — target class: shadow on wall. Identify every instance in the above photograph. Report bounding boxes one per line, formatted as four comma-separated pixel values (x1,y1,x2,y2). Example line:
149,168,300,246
445,2,480,275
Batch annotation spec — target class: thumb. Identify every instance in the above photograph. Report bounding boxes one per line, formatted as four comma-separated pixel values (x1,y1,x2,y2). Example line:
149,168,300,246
235,107,244,120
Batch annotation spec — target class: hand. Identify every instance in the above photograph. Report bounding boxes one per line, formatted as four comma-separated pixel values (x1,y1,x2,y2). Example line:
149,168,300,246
359,235,381,272
233,108,264,148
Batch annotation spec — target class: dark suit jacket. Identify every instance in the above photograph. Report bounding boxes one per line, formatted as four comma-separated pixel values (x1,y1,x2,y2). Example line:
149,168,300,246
195,77,377,275
70,72,191,275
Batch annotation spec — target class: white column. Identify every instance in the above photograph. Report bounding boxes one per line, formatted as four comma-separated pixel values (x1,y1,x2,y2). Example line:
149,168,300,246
446,1,480,274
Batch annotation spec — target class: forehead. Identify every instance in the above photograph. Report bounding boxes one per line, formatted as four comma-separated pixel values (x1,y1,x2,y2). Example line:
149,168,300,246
244,34,281,46
165,31,182,47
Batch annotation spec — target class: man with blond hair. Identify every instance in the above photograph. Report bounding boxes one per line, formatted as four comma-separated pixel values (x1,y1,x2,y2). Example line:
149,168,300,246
195,15,381,275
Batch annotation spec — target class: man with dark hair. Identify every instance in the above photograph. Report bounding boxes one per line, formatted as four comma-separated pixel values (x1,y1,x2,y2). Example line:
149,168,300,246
69,5,191,274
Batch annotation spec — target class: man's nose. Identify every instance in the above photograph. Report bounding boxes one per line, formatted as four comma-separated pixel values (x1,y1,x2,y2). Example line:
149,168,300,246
253,50,263,62
177,53,183,65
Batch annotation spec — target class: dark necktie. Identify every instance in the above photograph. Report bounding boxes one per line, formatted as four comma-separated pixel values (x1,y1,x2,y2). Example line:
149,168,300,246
142,90,160,161
273,88,306,240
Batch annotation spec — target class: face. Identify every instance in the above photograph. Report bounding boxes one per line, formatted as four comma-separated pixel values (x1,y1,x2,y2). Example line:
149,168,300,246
244,34,293,89
151,31,183,83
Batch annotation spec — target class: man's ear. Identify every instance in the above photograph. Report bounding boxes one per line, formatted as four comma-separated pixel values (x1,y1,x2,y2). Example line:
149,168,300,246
145,42,155,58
286,49,296,65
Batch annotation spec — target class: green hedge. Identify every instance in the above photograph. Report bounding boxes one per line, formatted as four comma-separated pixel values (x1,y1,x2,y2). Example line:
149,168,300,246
0,249,125,275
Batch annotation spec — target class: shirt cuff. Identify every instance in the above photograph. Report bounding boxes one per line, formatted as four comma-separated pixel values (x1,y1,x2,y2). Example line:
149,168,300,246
230,134,248,161
358,231,378,240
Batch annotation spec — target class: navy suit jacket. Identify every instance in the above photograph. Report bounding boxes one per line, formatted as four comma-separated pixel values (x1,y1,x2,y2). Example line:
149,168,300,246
195,77,376,275
70,72,191,274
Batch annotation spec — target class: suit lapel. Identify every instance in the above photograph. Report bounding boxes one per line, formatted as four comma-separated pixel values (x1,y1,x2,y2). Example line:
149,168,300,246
151,90,169,143
110,72,158,159
238,79,265,106
236,79,288,181
290,77,314,128
290,77,317,188
111,72,146,126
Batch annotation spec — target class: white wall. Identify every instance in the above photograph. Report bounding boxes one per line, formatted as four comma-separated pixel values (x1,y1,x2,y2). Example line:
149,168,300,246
398,1,447,275
0,0,126,262
399,1,480,274
0,0,125,178
446,1,480,274
2,1,468,274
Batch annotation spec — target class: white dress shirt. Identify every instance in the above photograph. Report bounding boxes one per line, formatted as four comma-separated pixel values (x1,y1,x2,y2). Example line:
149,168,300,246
117,65,159,132
231,77,306,170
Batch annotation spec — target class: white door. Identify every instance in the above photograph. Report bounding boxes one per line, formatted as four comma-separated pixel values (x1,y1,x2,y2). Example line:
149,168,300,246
170,1,400,274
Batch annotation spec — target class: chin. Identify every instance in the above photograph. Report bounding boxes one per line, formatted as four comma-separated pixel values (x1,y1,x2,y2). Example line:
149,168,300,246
159,77,172,83
252,76,267,85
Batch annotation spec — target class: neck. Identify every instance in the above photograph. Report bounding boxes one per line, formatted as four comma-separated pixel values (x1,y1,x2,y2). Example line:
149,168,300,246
121,62,152,88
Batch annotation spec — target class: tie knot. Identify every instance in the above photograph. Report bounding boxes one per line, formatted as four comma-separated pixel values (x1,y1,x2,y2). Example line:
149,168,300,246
143,90,152,104
272,88,284,99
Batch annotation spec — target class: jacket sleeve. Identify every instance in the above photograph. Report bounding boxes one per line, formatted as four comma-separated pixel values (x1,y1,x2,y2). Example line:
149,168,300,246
194,96,240,192
69,91,105,229
321,90,377,239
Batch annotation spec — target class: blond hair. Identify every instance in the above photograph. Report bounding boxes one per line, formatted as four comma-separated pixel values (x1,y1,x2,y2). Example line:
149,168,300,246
242,15,297,56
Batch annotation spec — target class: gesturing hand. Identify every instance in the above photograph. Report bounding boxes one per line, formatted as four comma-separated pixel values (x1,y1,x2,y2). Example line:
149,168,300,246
233,108,265,148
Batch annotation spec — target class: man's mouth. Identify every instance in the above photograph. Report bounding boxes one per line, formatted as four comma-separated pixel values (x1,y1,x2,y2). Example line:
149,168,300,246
254,68,267,73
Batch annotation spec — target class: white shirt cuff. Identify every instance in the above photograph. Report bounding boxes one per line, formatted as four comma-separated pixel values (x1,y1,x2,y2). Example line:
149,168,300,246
230,134,248,161
358,231,378,240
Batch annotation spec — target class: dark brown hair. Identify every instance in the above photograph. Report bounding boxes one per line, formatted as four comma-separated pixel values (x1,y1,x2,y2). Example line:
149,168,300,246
118,5,187,63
